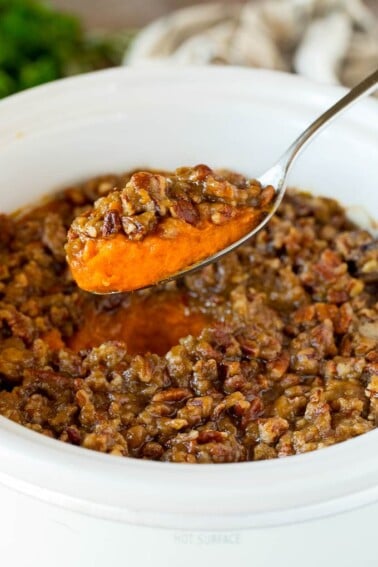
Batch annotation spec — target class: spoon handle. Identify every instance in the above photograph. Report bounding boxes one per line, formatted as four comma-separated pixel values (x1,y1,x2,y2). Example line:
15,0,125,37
281,68,378,176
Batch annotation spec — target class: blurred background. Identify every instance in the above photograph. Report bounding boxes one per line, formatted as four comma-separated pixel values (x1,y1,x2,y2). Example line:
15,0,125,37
52,1,242,29
52,0,378,29
0,0,377,99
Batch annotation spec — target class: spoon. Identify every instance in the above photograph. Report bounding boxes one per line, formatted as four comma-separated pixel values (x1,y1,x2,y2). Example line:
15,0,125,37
163,68,378,283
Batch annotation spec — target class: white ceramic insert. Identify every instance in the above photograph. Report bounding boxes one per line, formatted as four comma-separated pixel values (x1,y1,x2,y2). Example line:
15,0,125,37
0,67,377,567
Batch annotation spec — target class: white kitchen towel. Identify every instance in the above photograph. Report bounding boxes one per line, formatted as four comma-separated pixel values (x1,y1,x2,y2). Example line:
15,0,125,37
125,0,378,89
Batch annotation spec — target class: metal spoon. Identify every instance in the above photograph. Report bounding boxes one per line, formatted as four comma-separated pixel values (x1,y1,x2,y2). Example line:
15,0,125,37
162,68,378,284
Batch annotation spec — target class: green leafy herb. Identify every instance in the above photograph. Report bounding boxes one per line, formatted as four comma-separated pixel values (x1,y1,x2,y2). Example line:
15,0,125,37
0,0,135,98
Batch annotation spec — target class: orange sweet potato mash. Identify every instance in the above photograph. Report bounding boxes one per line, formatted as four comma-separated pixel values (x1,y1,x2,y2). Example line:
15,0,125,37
67,208,261,293
66,165,274,293
69,291,210,355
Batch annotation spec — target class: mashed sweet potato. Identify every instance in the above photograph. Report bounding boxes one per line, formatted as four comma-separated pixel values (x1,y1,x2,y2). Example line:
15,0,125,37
66,165,274,292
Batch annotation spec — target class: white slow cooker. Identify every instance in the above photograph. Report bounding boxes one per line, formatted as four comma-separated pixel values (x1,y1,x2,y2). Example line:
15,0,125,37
0,67,377,567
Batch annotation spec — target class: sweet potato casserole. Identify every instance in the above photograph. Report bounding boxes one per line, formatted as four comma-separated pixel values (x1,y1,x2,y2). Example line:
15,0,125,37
0,167,377,463
66,166,275,293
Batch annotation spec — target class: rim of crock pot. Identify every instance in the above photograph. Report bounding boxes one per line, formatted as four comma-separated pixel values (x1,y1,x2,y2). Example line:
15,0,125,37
0,416,377,529
0,66,377,146
0,67,377,530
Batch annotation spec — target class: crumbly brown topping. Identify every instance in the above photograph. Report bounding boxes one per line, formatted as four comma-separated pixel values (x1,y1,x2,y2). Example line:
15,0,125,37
68,165,275,243
0,171,377,462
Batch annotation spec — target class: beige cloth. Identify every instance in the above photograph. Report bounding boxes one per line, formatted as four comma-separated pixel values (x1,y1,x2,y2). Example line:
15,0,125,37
125,0,378,89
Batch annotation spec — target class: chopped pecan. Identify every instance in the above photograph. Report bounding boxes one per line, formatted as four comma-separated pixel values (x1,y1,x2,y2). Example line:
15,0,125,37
121,211,157,240
197,430,224,444
102,210,122,237
170,199,199,225
152,388,193,403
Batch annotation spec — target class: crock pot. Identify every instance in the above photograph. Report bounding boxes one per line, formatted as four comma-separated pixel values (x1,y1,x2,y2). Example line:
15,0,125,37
0,67,377,567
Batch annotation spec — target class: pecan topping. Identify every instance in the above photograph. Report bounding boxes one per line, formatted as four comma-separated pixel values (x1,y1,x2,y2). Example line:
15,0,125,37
102,210,122,237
